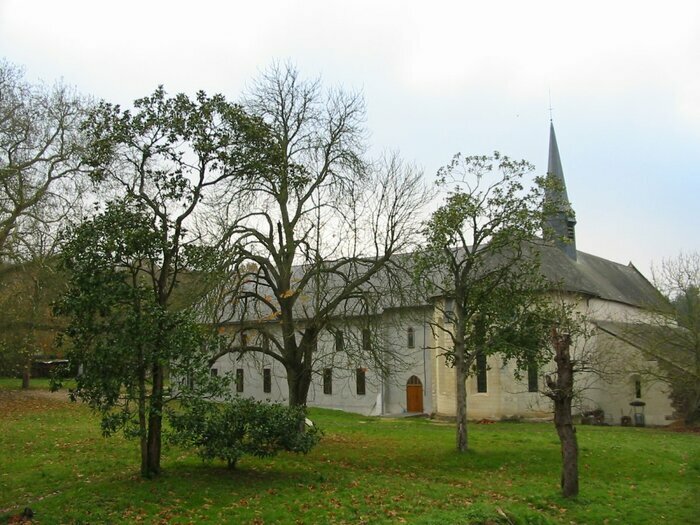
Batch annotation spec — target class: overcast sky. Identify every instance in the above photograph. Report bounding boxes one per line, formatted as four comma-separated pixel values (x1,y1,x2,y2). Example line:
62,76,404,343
1,0,698,278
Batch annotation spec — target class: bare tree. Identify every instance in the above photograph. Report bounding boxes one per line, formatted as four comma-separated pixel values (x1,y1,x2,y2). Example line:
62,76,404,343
0,212,70,388
0,60,88,386
210,64,427,407
607,252,700,423
537,300,594,499
0,60,87,261
653,253,700,422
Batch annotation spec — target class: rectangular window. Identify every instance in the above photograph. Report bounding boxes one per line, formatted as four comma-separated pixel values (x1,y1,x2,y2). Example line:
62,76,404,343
527,362,538,392
335,330,345,352
323,368,332,395
362,329,371,351
407,327,415,348
476,353,487,393
356,368,366,395
634,379,642,399
444,298,455,323
236,368,244,393
210,368,218,377
262,334,270,351
263,368,271,393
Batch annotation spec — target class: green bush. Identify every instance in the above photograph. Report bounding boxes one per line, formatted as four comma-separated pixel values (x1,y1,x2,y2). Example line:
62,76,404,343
170,397,321,469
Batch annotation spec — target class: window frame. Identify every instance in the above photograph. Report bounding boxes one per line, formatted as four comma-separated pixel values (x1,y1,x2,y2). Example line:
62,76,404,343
362,329,371,351
335,330,345,352
236,368,244,393
527,361,538,392
263,368,271,393
356,368,366,395
476,353,487,393
323,368,333,395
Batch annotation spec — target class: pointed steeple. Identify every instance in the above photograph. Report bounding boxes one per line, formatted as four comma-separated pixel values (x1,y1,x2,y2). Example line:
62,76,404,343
544,122,577,260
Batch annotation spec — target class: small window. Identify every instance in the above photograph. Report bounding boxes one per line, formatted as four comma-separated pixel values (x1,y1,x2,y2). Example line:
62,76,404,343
262,334,270,351
567,221,576,242
407,327,415,348
362,329,371,351
210,368,218,377
634,379,642,399
476,353,487,393
263,368,271,393
236,368,244,393
527,362,538,392
335,331,345,352
356,368,366,395
240,332,248,347
444,298,456,323
323,368,332,395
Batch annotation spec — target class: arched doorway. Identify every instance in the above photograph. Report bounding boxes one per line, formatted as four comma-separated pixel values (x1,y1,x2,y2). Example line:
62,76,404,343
406,375,423,413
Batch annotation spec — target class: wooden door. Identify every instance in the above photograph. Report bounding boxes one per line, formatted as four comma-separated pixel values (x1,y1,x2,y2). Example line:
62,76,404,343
406,375,423,413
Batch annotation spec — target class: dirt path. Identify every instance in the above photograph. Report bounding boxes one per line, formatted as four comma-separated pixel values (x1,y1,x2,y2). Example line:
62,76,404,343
0,387,71,416
0,388,70,402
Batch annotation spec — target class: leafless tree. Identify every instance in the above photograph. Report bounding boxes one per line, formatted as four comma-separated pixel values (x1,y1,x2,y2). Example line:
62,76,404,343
606,252,700,423
0,60,88,386
0,60,87,262
209,64,427,406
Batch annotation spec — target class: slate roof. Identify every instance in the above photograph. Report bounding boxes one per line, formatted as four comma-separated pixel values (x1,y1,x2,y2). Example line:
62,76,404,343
217,243,663,323
538,244,664,308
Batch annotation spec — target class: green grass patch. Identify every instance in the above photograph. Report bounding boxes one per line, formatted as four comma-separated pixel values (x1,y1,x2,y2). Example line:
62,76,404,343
0,377,76,391
1,381,698,524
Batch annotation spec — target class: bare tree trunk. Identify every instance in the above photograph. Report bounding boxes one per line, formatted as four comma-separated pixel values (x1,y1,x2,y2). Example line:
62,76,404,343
138,366,148,478
454,310,470,452
286,363,312,407
554,396,578,497
547,330,579,498
455,362,468,452
145,361,164,478
21,363,30,389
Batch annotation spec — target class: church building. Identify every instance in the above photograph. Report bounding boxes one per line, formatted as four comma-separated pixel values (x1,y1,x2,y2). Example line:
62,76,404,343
211,124,675,426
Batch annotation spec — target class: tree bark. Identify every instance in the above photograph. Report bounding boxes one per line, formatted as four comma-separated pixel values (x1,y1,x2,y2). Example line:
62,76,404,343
138,366,148,478
286,362,312,408
145,361,164,478
455,363,468,452
22,363,30,389
548,330,579,498
554,398,579,498
454,307,470,452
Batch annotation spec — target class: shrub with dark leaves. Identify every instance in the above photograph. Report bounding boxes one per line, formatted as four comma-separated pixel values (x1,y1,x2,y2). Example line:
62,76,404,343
170,397,321,469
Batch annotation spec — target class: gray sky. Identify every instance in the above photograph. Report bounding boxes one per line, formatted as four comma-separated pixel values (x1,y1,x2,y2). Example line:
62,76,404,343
1,0,698,278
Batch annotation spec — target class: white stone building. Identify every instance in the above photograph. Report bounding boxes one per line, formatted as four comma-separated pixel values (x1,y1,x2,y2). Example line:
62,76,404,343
210,124,675,426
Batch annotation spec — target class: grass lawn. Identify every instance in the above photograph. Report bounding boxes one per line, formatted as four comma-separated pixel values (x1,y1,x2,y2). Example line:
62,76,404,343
1,381,698,524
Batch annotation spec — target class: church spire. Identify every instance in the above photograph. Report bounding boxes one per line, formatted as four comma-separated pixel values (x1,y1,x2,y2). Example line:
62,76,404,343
544,122,577,260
